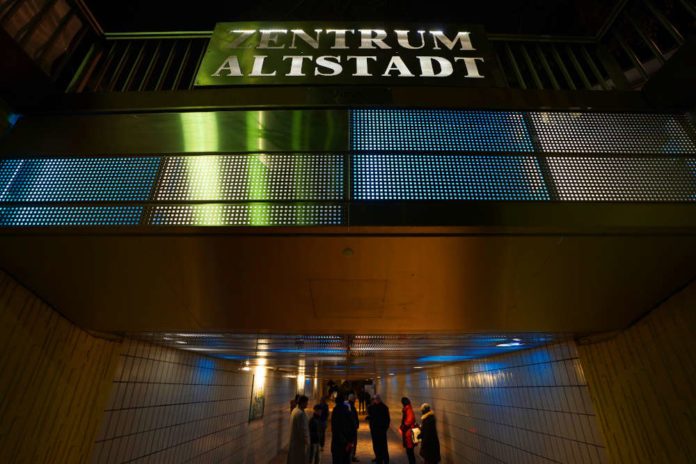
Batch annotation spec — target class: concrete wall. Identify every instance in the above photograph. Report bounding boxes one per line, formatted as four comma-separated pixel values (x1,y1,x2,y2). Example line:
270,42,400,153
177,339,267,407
91,339,299,463
377,340,608,463
0,271,122,463
578,281,696,464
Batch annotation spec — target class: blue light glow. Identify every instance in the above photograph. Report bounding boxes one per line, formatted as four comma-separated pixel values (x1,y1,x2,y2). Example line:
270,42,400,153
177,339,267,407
353,154,550,200
351,109,534,152
196,358,215,383
0,206,142,226
419,355,474,363
7,113,21,128
0,157,160,202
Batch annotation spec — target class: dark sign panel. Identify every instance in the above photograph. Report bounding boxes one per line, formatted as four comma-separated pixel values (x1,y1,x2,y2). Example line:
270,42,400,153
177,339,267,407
196,22,498,86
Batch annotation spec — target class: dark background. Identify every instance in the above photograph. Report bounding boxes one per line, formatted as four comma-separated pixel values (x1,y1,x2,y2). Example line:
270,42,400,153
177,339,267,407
84,0,622,36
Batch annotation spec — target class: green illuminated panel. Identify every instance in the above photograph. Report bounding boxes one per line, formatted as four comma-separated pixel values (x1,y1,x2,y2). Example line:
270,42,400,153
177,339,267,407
154,154,344,201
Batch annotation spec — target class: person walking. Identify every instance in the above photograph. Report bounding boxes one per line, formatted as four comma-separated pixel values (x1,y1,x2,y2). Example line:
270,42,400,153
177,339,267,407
366,394,390,464
287,395,309,464
399,397,417,464
347,393,360,462
331,393,354,464
316,395,330,451
419,404,441,464
309,405,323,464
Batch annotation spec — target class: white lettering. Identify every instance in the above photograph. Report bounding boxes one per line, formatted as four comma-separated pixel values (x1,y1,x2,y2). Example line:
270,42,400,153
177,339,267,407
382,56,414,77
228,29,256,49
346,56,377,76
290,29,323,49
212,56,243,76
258,29,287,49
250,55,276,76
315,55,343,76
326,29,354,49
455,57,485,78
431,30,475,51
395,30,426,49
282,55,313,76
418,56,453,77
359,29,391,49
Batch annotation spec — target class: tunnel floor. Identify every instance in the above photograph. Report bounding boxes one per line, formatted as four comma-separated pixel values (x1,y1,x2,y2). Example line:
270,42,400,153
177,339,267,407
271,409,421,463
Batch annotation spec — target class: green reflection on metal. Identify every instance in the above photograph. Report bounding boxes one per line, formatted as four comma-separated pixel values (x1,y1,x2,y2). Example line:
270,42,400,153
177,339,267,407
246,111,269,225
292,111,310,225
179,112,220,152
179,113,224,225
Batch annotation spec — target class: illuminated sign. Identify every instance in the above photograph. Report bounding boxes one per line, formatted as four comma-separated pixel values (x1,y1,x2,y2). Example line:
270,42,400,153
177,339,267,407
196,22,498,86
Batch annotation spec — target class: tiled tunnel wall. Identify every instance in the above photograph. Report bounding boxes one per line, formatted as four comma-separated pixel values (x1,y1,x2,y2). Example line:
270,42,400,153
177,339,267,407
0,269,309,464
91,340,300,463
377,340,609,463
2,264,695,464
0,270,122,463
577,280,696,464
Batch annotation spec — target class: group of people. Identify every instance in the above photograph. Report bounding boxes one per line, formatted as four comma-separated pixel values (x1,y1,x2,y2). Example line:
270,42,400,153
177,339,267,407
287,391,441,464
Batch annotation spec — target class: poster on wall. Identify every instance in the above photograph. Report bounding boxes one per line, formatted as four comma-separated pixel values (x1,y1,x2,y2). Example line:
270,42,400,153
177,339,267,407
249,374,265,421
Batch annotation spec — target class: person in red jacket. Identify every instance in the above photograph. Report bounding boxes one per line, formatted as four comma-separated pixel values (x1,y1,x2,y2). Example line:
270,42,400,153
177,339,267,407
400,397,417,464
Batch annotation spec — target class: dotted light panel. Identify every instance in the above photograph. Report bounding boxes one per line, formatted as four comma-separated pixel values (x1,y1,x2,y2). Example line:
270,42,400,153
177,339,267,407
154,154,344,201
148,204,344,226
353,154,550,200
530,112,696,154
351,109,534,152
548,157,696,201
0,206,143,226
0,158,160,202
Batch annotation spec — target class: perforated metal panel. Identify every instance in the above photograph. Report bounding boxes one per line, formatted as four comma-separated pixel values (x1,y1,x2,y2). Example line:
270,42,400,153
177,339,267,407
132,332,560,376
548,157,696,201
0,158,160,202
148,204,344,226
353,154,549,200
530,112,696,154
351,109,534,152
154,154,343,201
0,206,143,226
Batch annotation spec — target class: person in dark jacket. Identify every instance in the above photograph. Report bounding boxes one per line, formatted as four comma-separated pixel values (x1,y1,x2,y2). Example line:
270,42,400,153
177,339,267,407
347,393,360,462
366,394,390,464
400,397,417,464
419,403,441,464
331,393,354,464
316,395,330,450
309,405,322,464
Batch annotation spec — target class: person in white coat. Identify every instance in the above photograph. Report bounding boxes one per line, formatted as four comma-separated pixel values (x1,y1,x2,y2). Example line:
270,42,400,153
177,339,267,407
288,395,310,464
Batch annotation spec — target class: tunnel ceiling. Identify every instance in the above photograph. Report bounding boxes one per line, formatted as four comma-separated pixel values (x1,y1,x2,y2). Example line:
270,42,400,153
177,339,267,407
132,332,564,378
0,232,695,336
83,0,622,37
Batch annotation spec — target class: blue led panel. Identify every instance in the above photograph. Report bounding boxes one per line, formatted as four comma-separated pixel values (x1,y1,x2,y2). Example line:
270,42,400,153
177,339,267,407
530,112,696,154
0,157,160,202
548,157,696,201
351,109,534,152
154,154,343,201
148,204,344,226
353,154,549,200
0,206,142,226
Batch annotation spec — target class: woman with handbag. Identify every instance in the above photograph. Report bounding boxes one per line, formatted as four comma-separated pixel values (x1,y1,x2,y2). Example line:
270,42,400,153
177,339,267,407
399,397,417,464
419,403,441,464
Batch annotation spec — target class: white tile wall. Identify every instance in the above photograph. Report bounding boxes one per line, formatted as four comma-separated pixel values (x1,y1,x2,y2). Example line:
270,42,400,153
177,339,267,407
377,341,608,464
91,339,299,463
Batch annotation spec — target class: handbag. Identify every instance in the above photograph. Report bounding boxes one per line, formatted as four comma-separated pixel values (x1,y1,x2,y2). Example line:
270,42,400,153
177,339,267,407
411,426,422,444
